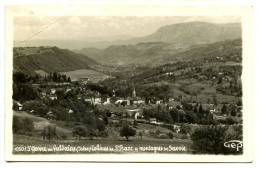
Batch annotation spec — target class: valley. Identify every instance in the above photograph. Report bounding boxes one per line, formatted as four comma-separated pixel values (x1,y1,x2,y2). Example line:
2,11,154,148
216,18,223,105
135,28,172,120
12,21,243,155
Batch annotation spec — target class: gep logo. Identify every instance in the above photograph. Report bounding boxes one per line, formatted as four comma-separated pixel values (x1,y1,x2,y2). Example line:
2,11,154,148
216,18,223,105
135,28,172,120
224,140,243,151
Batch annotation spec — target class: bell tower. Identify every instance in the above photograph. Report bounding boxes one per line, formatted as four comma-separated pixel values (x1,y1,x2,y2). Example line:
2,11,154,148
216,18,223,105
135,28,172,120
133,88,136,97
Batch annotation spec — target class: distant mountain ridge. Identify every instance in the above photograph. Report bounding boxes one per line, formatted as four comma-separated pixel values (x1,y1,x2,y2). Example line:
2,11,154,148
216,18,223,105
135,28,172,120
14,21,241,50
78,38,242,66
124,22,241,46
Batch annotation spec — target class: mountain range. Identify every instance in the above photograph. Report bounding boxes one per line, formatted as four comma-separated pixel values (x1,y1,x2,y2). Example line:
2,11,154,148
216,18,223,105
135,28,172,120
15,21,241,50
14,21,242,70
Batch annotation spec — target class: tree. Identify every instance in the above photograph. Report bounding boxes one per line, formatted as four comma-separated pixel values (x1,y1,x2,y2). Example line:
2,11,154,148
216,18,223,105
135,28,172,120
217,76,223,84
133,120,138,128
72,126,87,139
46,126,58,140
231,109,237,117
199,104,203,114
13,116,22,133
139,132,143,140
221,104,228,115
180,124,191,134
167,132,174,139
120,125,136,141
87,128,98,140
52,71,58,82
191,125,228,154
213,96,218,106
193,106,198,114
67,77,71,82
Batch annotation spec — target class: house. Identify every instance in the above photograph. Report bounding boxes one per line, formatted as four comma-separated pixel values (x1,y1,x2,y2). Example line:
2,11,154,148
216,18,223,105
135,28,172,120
178,110,186,114
50,88,56,94
66,88,72,93
149,118,157,124
84,98,92,103
68,109,74,114
126,109,141,118
115,99,130,106
133,100,145,105
103,98,111,105
167,101,182,109
46,111,56,120
156,100,163,104
49,94,58,100
47,111,53,115
173,125,181,133
166,72,174,75
41,92,46,98
93,97,102,105
17,102,23,111
107,111,116,118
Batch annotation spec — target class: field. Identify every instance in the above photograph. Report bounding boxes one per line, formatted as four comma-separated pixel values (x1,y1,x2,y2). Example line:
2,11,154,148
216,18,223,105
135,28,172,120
60,69,111,83
13,111,193,154
35,70,49,77
13,134,192,154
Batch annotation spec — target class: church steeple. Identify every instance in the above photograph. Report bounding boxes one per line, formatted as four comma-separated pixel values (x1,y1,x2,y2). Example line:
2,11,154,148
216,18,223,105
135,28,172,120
133,88,136,97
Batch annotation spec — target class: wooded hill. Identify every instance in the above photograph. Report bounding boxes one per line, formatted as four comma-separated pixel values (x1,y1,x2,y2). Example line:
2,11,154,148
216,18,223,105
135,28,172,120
13,46,98,73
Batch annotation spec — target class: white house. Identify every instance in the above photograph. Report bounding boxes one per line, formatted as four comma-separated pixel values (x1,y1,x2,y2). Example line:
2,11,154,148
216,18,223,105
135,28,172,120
126,109,141,118
156,100,163,104
47,111,53,115
93,97,102,105
50,88,56,94
49,94,58,100
17,103,23,111
149,118,157,124
103,98,111,105
68,109,74,114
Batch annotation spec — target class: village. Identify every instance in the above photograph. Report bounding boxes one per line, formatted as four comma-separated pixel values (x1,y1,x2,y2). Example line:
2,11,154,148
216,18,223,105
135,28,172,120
11,39,243,154
13,66,243,139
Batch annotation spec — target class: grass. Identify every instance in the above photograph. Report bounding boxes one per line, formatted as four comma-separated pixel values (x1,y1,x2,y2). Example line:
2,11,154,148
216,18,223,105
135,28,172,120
14,111,73,136
35,70,49,77
60,69,111,83
13,111,193,154
13,134,192,154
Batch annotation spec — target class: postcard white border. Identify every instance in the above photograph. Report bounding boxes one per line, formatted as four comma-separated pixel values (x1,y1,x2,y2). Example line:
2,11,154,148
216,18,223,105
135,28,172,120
4,5,254,162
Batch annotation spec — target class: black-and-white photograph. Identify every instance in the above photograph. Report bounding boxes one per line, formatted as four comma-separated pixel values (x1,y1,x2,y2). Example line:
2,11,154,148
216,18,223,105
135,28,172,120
3,5,254,162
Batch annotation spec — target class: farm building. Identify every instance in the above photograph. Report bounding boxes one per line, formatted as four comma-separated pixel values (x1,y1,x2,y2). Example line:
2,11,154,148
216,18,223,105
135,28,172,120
13,102,23,111
49,94,58,100
149,118,157,124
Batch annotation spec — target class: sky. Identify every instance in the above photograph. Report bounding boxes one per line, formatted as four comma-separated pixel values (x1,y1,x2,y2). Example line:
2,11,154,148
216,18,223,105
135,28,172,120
14,16,240,42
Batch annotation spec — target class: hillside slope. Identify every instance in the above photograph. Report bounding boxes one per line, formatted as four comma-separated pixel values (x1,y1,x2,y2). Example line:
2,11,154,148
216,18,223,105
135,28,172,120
13,46,98,73
78,38,242,66
78,42,187,65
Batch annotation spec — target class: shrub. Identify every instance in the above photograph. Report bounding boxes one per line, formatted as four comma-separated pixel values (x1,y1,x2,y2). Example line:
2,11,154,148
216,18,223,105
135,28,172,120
159,134,170,139
180,135,188,139
180,124,191,134
60,134,68,140
167,132,174,139
99,130,109,138
13,116,34,134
